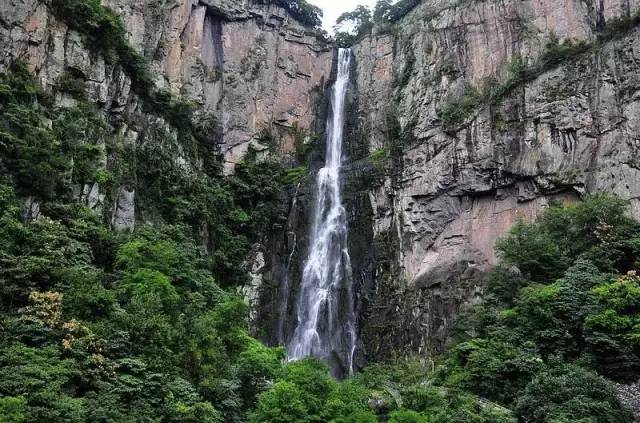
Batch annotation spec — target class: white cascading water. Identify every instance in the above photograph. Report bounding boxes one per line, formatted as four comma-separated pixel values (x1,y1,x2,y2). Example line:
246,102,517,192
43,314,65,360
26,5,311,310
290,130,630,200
288,48,356,375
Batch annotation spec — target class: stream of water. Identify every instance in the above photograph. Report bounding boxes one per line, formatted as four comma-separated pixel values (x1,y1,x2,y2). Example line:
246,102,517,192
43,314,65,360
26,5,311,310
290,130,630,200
288,48,356,375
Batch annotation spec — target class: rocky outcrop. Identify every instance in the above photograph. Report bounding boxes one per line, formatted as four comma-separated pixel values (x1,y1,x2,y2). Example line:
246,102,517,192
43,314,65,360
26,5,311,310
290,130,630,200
144,0,333,173
111,187,136,232
0,0,333,226
350,0,640,360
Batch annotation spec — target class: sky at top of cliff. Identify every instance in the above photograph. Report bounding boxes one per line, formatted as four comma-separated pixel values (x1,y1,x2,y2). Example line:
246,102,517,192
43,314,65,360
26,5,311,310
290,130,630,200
308,0,377,32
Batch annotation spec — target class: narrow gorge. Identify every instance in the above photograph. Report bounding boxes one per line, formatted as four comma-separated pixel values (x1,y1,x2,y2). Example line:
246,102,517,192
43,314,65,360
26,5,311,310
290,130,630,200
2,0,640,421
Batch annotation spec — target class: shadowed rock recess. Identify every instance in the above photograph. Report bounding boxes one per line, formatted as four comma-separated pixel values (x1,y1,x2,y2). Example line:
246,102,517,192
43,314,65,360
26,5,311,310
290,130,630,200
3,0,640,378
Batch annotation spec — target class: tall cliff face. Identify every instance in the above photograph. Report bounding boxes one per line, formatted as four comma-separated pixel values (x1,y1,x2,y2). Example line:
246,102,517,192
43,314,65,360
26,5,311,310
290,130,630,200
347,0,640,360
0,0,332,180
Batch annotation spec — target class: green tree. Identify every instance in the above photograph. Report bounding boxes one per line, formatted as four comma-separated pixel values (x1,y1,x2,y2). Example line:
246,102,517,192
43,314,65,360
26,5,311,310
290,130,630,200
584,272,640,379
373,0,394,23
0,396,27,423
120,268,179,310
248,381,311,423
324,380,377,422
0,63,69,199
333,5,373,47
0,344,85,422
496,221,568,281
514,361,632,423
237,339,285,406
438,338,542,404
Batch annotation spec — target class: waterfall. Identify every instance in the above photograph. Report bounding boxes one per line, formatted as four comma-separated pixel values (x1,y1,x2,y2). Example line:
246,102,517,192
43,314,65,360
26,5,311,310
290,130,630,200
288,48,356,376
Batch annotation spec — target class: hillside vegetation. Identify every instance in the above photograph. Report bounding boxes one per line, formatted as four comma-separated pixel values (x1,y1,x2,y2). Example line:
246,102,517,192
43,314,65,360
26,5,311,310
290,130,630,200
1,66,638,419
1,0,640,420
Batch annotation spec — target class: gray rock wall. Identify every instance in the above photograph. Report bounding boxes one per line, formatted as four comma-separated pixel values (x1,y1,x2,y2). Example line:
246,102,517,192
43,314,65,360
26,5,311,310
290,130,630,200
0,0,333,227
350,0,640,360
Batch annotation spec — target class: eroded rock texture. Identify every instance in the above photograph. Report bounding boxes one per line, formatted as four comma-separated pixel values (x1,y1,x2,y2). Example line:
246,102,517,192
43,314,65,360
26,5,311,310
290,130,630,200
0,0,332,228
349,0,640,360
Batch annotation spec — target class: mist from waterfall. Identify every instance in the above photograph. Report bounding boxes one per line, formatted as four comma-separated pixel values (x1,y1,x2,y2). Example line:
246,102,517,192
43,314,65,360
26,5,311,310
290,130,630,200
287,48,356,375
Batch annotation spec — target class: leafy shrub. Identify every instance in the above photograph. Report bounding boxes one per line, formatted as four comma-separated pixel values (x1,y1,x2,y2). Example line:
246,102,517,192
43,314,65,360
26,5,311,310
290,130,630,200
0,344,85,422
62,268,115,320
282,165,307,184
0,64,69,199
369,148,387,162
55,70,87,99
389,409,428,423
248,381,310,423
514,361,632,422
437,86,482,129
496,221,568,281
323,380,377,422
584,272,640,379
0,395,27,423
237,339,285,406
439,338,542,404
0,64,109,200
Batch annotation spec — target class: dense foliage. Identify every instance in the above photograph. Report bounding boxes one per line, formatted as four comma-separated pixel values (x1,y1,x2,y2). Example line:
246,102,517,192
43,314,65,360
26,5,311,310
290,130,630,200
0,63,291,421
333,0,422,47
437,194,640,421
2,55,639,421
3,0,640,419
